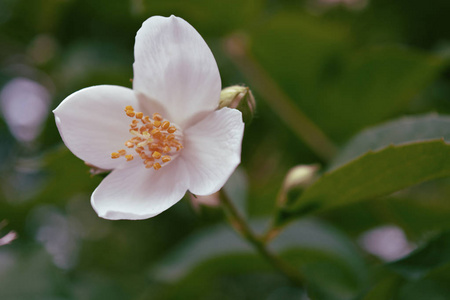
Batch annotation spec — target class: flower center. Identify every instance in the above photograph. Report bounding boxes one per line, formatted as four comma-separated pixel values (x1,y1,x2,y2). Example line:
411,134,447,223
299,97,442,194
110,106,183,170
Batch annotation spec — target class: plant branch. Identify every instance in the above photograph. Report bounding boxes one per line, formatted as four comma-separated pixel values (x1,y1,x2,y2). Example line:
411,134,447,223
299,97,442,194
219,190,304,287
223,33,337,161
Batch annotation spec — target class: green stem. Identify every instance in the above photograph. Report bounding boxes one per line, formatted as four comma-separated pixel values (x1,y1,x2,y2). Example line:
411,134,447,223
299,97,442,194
219,190,304,287
223,33,337,161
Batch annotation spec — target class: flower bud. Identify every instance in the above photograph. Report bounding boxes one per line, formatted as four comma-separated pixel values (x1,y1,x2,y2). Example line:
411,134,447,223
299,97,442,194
278,164,320,207
283,164,319,191
219,85,255,123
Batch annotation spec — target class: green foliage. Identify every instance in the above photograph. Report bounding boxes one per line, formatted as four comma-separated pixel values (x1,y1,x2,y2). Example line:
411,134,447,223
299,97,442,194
362,274,402,300
389,231,450,280
152,219,367,299
249,13,447,141
331,114,450,169
319,47,447,140
2,0,450,299
282,140,450,222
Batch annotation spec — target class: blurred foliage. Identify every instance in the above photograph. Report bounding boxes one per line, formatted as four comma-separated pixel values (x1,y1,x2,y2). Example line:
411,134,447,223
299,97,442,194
2,0,450,299
281,140,450,223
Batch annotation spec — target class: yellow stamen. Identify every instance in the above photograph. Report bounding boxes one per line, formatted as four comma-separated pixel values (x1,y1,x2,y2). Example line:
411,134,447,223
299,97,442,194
111,106,183,170
153,113,163,121
161,121,170,130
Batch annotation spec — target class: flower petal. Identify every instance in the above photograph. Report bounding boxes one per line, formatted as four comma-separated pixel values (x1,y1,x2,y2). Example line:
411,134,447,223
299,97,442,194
182,108,244,195
133,15,221,127
53,85,140,170
91,159,190,220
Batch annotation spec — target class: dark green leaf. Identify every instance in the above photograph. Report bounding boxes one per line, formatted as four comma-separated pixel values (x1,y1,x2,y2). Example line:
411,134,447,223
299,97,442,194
396,278,450,300
361,274,402,300
36,146,101,204
389,231,450,280
151,219,368,300
331,114,450,169
250,14,446,141
319,47,447,140
284,140,450,220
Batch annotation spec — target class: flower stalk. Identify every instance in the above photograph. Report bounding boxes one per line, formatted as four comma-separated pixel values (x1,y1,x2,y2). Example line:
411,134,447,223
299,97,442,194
223,33,337,161
219,190,304,287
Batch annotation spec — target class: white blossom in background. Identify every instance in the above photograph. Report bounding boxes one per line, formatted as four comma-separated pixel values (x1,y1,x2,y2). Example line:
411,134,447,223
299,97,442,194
358,225,415,262
54,16,244,220
0,77,51,143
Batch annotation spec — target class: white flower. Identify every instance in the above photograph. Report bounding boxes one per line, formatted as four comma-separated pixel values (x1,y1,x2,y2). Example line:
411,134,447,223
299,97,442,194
53,16,244,220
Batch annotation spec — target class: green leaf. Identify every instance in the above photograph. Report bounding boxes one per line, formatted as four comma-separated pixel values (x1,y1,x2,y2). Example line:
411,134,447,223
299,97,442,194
250,11,350,105
318,47,447,140
250,13,447,141
389,231,450,280
396,278,450,300
361,274,402,300
283,140,450,220
331,114,450,169
151,219,368,300
275,219,369,300
36,146,101,204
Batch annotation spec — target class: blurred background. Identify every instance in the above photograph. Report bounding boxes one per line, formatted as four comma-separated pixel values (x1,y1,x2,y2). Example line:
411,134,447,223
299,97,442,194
2,0,450,299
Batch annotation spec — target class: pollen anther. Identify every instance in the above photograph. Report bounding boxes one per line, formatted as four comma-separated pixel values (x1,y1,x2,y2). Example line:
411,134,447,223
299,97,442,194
152,151,162,159
153,113,163,121
111,106,182,171
161,121,170,129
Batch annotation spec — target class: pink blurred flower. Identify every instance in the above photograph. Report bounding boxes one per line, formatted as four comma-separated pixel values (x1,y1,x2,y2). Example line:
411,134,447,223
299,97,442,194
0,220,17,246
54,16,244,220
0,78,51,143
0,231,16,246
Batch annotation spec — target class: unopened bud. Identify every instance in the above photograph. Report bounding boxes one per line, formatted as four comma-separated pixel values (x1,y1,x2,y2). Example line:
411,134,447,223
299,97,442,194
278,164,320,207
283,164,319,191
219,85,255,123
